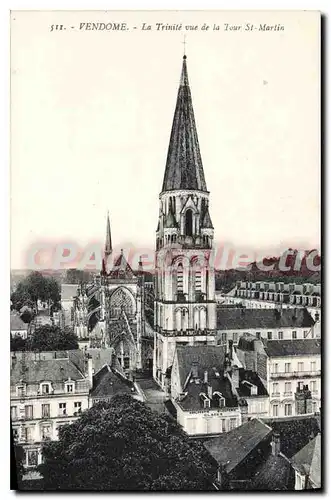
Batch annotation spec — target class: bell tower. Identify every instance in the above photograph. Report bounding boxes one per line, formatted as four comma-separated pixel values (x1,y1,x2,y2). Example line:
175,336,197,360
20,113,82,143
153,55,217,388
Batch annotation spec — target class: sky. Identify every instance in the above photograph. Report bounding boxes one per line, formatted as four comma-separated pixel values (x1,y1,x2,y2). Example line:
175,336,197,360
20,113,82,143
10,10,320,269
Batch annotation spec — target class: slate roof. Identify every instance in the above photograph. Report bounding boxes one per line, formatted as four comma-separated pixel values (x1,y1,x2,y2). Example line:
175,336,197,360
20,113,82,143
176,345,225,387
162,56,207,193
108,252,136,280
263,339,321,358
61,284,79,301
250,452,295,490
174,345,237,411
216,307,315,330
11,357,85,384
237,369,269,398
90,365,135,398
10,314,28,331
291,434,321,488
204,419,272,472
180,375,238,412
262,416,321,458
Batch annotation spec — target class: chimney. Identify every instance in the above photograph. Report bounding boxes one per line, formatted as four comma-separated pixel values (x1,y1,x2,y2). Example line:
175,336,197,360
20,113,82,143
232,365,240,389
228,340,234,359
204,370,208,384
86,354,94,388
271,432,281,456
192,362,199,379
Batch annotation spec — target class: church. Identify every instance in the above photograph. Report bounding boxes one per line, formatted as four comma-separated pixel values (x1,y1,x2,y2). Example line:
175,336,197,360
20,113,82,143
72,214,154,373
153,54,217,389
70,53,217,380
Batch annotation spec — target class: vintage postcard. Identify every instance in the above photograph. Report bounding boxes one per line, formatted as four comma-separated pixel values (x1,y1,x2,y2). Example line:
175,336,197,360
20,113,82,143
10,10,321,491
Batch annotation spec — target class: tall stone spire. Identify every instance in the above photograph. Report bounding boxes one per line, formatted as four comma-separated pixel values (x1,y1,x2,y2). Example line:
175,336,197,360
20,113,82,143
105,211,112,256
162,55,207,193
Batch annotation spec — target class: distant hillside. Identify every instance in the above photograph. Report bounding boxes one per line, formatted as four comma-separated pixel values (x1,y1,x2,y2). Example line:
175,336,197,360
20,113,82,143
215,249,321,292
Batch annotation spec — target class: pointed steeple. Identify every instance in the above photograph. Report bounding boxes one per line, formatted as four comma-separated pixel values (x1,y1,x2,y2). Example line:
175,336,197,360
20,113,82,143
162,55,207,193
105,211,112,256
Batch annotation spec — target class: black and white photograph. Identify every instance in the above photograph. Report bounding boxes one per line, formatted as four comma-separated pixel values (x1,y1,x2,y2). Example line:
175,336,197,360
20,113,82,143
9,9,321,491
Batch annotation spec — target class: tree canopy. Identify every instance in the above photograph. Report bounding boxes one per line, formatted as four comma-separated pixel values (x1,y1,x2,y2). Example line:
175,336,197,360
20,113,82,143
11,325,79,352
11,272,61,315
39,395,216,491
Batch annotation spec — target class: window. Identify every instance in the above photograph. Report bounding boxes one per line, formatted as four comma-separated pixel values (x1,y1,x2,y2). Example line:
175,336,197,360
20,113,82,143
297,362,304,372
124,357,130,370
221,419,226,432
285,363,291,373
285,403,292,416
219,397,225,409
229,418,237,430
185,209,193,237
74,402,82,414
203,399,210,409
298,381,304,391
59,403,67,415
66,384,74,393
41,383,50,395
312,402,317,413
24,427,32,442
285,382,292,394
272,404,279,417
278,331,283,340
194,269,202,292
12,428,19,440
11,406,17,420
25,405,33,419
17,385,25,397
41,425,52,440
233,333,238,343
272,382,279,395
267,331,272,340
26,450,38,467
256,332,261,340
42,404,50,418
292,330,297,339
310,380,317,392
272,363,278,373
304,330,309,338
310,361,316,372
176,263,183,293
221,332,227,342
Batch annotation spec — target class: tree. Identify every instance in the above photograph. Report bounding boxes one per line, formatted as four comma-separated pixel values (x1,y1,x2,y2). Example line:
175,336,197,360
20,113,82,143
27,325,79,352
65,269,91,284
11,272,61,313
11,334,27,352
39,396,216,491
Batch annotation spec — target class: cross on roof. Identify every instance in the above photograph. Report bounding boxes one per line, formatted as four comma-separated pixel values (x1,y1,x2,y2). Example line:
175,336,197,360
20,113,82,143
182,34,187,56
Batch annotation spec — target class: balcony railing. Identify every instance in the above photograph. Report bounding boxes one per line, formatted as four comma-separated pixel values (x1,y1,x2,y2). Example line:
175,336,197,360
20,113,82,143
270,370,321,379
271,392,280,397
283,392,293,397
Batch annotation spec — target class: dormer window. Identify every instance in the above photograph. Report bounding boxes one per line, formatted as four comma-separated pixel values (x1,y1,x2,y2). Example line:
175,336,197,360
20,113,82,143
219,397,225,408
42,384,49,394
65,381,75,393
204,399,210,409
16,384,26,397
39,382,53,395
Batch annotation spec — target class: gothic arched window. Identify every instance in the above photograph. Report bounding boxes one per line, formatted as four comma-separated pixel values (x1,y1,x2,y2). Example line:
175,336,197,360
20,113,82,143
185,209,193,237
177,263,183,293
